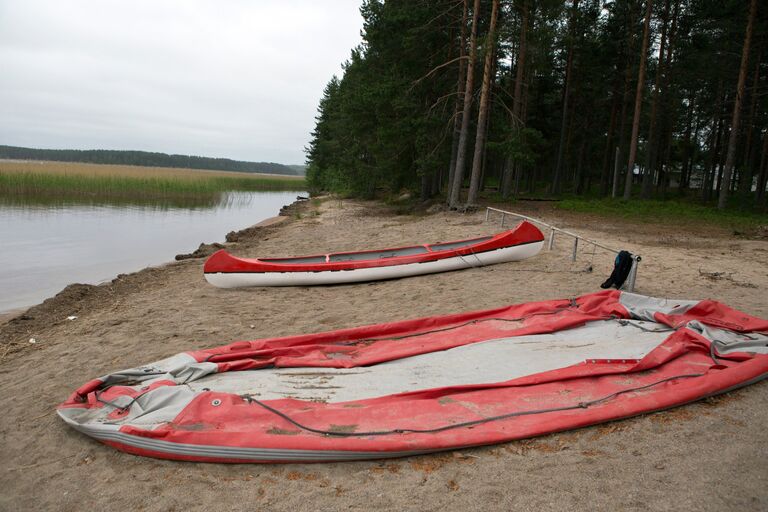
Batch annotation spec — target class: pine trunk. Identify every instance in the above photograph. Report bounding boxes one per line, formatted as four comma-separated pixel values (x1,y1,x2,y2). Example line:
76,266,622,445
738,54,761,197
467,0,499,205
756,130,768,208
600,88,620,196
622,0,653,200
467,1,499,206
446,0,469,198
640,0,670,199
704,115,724,201
715,143,727,196
552,0,580,195
659,113,676,196
449,0,481,208
574,135,588,194
718,0,757,209
501,0,529,200
678,98,694,193
655,0,681,197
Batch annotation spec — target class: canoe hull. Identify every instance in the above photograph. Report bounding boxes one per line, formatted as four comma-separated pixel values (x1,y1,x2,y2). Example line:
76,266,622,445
203,220,545,287
204,240,543,287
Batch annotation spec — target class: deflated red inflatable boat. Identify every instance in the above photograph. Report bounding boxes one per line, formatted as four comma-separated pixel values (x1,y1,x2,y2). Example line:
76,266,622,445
58,290,768,463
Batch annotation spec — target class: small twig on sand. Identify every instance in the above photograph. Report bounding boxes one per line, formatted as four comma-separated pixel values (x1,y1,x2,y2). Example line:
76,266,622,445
0,342,17,364
6,454,77,472
27,410,53,422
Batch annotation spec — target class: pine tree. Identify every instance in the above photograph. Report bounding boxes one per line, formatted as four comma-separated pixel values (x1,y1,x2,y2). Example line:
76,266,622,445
623,0,653,200
718,0,758,209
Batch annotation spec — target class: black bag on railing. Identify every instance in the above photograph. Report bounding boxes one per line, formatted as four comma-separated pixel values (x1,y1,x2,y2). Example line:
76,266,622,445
600,250,633,290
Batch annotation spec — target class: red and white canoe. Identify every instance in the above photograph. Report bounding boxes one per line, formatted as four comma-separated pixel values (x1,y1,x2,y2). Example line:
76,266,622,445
58,291,768,463
203,220,544,287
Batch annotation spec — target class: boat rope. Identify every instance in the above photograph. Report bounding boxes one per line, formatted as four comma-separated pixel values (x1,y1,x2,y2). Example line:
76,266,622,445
95,387,155,412
454,247,484,269
241,372,706,437
616,319,674,333
588,243,597,272
468,246,484,267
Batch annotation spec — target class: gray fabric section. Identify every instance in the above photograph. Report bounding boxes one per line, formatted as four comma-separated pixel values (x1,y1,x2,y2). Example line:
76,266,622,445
685,320,768,355
62,354,217,431
260,255,327,264
168,362,218,384
58,385,199,428
96,354,216,389
619,292,699,322
428,236,493,251
329,246,428,262
58,409,121,434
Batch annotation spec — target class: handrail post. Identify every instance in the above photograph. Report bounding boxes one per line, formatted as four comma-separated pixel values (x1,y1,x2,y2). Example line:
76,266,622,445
485,208,490,222
624,256,641,292
612,146,620,198
547,228,555,250
501,212,506,228
572,238,579,262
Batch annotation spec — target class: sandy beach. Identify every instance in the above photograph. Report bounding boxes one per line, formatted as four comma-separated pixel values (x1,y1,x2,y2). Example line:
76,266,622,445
1,197,766,511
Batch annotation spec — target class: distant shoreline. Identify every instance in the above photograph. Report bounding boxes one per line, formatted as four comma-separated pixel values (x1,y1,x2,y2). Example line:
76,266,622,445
0,144,306,177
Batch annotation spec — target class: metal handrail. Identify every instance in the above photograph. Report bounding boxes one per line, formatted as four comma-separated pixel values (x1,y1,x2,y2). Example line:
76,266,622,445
485,206,641,292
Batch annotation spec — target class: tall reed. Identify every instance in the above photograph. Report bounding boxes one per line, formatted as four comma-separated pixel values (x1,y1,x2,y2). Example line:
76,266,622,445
0,162,305,201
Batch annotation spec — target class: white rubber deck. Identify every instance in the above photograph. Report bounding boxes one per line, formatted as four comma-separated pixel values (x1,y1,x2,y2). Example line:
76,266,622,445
187,319,671,403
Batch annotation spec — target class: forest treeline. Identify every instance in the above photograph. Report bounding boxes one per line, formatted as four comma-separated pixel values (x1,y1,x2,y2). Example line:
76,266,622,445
0,145,302,176
306,0,768,211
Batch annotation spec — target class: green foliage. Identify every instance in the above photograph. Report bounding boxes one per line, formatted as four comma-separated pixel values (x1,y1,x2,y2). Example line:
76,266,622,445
305,0,768,210
487,126,545,167
306,0,459,197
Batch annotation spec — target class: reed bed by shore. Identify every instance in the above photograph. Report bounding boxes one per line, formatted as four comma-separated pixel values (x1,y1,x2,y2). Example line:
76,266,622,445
0,160,305,201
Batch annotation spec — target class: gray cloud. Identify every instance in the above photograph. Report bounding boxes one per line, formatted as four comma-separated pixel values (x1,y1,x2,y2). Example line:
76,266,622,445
0,0,363,164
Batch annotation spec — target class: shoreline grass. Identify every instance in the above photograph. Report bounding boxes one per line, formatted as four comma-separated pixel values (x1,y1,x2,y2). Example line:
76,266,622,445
0,161,306,201
557,197,767,232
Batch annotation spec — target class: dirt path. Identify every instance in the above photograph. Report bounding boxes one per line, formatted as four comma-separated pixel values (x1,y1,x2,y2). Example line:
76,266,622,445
1,198,766,511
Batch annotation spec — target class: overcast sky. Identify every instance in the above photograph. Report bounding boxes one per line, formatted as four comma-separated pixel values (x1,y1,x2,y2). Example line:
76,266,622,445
0,1,363,164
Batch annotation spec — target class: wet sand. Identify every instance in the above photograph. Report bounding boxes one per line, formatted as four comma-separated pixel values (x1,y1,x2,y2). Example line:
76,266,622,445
1,197,766,511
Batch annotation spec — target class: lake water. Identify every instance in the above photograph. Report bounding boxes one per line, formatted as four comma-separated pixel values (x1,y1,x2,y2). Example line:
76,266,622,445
0,191,303,313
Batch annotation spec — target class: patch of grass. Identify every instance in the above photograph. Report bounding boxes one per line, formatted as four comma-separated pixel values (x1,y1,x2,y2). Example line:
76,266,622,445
558,197,767,232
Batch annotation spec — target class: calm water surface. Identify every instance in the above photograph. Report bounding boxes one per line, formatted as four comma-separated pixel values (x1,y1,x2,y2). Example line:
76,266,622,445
0,191,302,313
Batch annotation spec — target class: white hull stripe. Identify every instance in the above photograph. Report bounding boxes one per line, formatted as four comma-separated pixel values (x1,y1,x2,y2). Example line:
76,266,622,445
69,424,430,461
